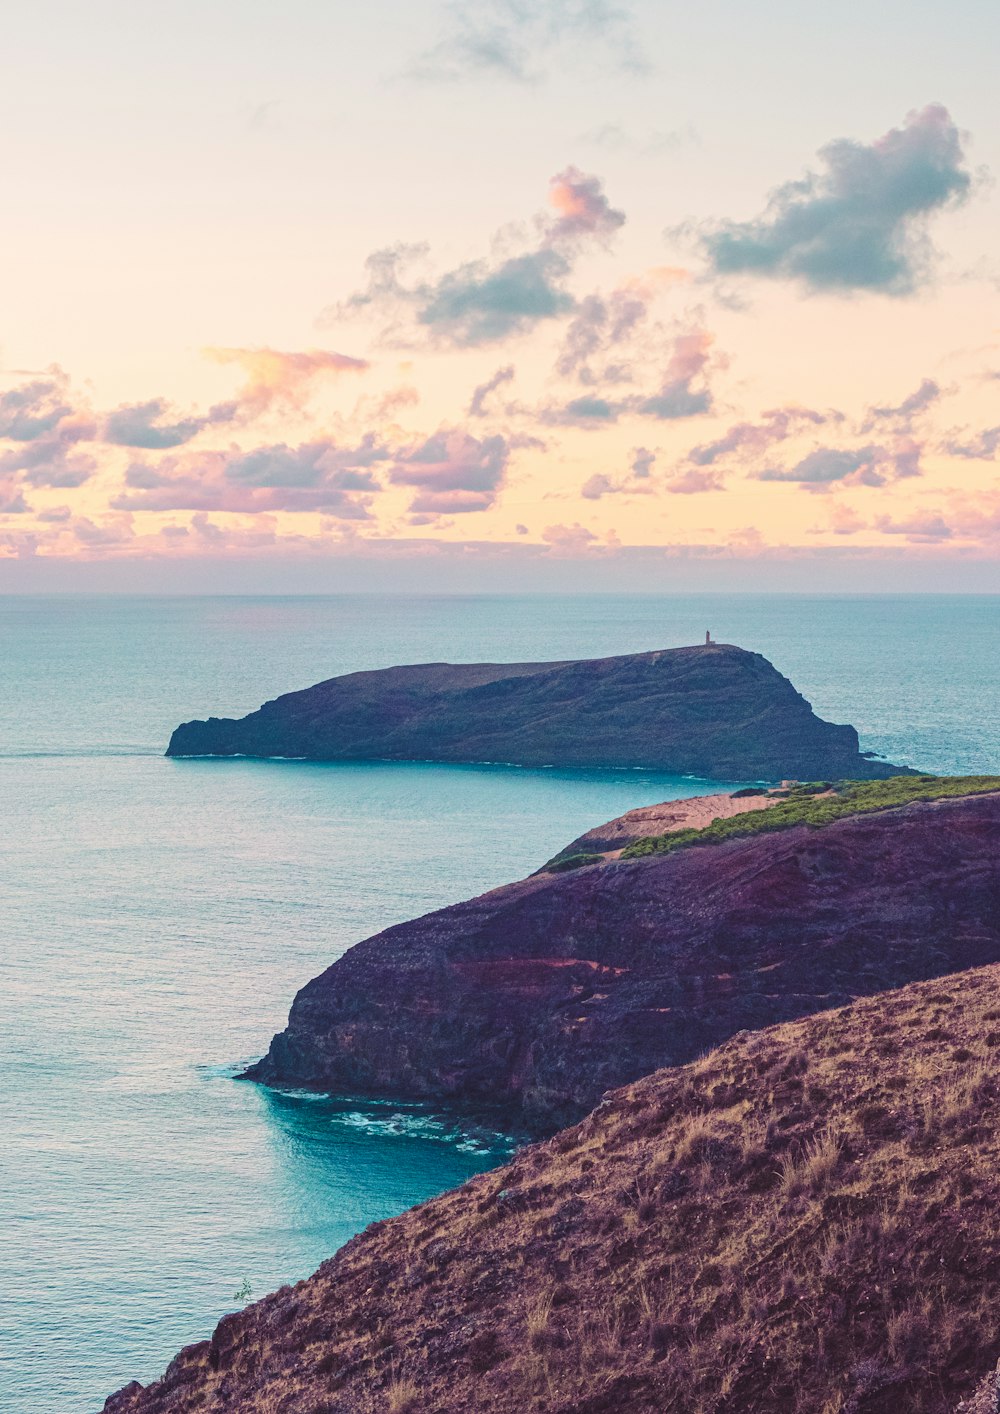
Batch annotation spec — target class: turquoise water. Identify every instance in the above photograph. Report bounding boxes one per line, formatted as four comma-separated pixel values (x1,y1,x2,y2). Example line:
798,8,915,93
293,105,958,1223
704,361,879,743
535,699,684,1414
1,593,998,1413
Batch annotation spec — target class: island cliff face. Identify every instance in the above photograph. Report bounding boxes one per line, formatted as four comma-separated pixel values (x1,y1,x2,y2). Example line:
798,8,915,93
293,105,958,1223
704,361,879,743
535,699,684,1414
246,791,1000,1135
166,642,906,780
105,964,1000,1414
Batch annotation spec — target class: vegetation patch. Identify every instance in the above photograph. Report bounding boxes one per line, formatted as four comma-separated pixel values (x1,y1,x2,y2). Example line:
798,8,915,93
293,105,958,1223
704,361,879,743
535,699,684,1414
544,851,606,873
621,775,1000,860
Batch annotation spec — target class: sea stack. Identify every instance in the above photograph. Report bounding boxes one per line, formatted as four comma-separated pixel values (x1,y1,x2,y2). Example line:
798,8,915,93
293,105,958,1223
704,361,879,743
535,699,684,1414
166,642,908,781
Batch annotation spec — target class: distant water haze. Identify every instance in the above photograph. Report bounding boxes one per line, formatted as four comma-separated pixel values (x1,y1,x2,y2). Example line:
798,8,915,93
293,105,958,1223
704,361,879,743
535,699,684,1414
1,593,997,1412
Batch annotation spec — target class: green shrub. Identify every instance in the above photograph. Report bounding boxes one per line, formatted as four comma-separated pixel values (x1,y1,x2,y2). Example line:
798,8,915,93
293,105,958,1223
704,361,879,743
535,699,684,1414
544,852,606,873
621,775,1000,861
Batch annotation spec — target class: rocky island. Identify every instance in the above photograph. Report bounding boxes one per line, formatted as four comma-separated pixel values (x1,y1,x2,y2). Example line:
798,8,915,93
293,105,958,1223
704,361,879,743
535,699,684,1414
246,777,1000,1135
166,642,908,781
106,961,1000,1414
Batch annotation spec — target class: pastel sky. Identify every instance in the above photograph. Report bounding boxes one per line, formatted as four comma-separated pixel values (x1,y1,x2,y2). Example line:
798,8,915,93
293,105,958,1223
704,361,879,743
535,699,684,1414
2,0,1000,590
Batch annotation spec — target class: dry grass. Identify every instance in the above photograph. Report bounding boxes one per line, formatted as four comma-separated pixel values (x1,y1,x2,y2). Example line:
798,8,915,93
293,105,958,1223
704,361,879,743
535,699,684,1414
383,1375,419,1413
105,965,1000,1414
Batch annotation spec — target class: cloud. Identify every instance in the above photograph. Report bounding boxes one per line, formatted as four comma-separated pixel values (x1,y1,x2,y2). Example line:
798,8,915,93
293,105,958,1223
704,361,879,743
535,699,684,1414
694,105,972,294
205,347,370,413
556,286,649,384
546,167,627,247
103,397,237,450
687,405,831,466
0,437,97,488
0,475,29,513
0,377,76,441
388,429,511,513
71,513,135,548
944,425,1000,459
410,0,644,84
330,169,624,348
417,248,576,346
0,373,96,471
545,394,623,427
555,270,688,385
581,473,615,499
545,328,718,427
874,511,953,542
468,365,515,416
760,446,878,485
637,329,715,419
665,466,725,493
541,522,600,553
631,447,656,478
861,378,942,432
101,350,370,452
827,504,867,536
760,439,923,487
0,372,98,491
580,447,658,499
112,437,388,517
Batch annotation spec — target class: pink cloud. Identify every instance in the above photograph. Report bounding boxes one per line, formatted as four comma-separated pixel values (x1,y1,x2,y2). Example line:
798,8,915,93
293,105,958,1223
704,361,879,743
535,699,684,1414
638,329,716,419
665,466,725,494
546,167,626,248
112,438,387,517
0,475,29,513
205,347,370,413
388,430,510,513
874,511,953,542
541,523,599,554
688,406,832,467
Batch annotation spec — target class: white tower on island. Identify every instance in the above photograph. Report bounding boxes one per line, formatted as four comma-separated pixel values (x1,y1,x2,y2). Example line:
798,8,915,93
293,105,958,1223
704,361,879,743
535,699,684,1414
705,630,713,645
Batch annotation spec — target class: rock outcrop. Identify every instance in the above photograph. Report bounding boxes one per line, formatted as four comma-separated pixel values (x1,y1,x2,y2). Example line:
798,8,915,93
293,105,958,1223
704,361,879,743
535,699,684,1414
104,964,1000,1414
166,642,907,780
246,788,1000,1135
960,1364,1000,1413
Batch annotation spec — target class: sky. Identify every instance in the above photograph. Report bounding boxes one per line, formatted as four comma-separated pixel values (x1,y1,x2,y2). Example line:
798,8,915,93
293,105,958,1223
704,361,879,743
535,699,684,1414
1,0,999,591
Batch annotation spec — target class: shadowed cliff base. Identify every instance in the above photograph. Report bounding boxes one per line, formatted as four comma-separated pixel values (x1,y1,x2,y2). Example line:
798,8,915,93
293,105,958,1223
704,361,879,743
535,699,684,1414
105,964,1000,1414
166,642,910,781
246,784,1000,1135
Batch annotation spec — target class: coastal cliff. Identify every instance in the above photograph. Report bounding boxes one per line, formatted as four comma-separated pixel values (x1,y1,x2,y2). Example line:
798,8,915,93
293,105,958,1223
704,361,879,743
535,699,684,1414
166,642,907,780
104,964,1000,1414
246,781,1000,1135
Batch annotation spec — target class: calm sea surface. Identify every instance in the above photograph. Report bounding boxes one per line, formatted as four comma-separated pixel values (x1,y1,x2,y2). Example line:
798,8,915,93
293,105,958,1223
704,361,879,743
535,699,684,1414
2,593,998,1412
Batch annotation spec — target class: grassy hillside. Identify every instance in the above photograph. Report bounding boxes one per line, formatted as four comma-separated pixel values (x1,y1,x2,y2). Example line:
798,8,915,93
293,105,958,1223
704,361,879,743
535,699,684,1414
107,963,1000,1414
621,774,1000,859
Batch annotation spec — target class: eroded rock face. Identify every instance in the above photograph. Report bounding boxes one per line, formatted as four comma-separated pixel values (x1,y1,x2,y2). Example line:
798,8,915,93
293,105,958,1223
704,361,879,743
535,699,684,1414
103,965,1000,1414
247,792,1000,1135
166,643,906,779
959,1365,1000,1413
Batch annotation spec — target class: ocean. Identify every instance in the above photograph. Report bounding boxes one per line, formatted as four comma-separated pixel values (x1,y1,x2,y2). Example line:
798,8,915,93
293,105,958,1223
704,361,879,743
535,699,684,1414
2,593,997,1413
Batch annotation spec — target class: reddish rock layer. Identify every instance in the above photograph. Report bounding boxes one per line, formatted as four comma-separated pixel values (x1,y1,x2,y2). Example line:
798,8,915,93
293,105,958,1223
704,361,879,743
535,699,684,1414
104,964,1000,1414
247,792,1000,1134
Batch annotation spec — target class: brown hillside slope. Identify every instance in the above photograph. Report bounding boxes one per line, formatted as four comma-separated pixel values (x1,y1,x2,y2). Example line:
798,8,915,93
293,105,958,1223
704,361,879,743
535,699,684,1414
106,965,1000,1414
247,789,1000,1134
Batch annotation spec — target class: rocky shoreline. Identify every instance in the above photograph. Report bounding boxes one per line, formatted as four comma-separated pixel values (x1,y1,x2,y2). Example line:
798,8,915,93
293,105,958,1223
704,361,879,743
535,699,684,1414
246,784,1000,1135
